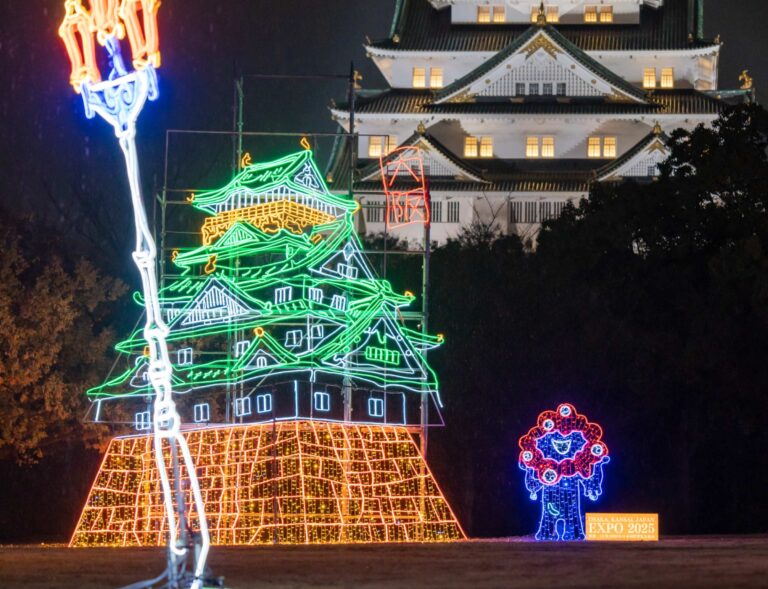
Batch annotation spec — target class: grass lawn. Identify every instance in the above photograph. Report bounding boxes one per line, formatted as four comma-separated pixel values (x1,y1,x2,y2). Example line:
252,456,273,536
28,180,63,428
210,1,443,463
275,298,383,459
1,536,766,588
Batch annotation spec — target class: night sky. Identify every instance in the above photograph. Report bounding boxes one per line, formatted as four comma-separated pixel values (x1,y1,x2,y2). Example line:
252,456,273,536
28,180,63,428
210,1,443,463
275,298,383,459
0,1,766,267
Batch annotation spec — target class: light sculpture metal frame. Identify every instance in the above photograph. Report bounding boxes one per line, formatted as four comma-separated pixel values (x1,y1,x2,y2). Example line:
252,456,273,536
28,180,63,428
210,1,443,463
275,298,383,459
59,2,212,587
518,403,610,541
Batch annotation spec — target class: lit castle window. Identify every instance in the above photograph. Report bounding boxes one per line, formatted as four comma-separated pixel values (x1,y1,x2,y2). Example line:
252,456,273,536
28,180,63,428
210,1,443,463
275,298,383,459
256,394,272,414
234,340,250,357
412,67,426,88
193,403,210,423
643,68,657,89
135,411,151,431
234,396,251,417
275,286,293,304
429,67,444,89
661,68,675,89
314,391,330,412
177,347,193,366
368,397,384,417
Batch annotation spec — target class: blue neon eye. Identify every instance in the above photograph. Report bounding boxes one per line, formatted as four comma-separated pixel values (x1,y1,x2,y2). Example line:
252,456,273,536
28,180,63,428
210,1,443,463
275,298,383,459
543,469,557,483
543,419,554,430
523,451,533,461
591,444,603,456
559,406,571,417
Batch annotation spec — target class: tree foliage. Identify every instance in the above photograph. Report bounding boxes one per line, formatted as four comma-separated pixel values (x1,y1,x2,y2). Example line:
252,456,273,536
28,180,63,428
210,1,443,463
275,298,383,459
426,104,768,535
0,215,125,463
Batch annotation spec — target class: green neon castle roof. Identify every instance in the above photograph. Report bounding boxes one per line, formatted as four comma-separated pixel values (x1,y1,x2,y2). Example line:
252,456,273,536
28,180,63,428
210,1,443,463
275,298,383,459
191,150,358,216
89,150,443,405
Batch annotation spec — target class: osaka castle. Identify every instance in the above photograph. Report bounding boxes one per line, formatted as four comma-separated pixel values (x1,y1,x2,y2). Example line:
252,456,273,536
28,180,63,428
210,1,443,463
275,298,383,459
72,150,464,546
327,0,750,245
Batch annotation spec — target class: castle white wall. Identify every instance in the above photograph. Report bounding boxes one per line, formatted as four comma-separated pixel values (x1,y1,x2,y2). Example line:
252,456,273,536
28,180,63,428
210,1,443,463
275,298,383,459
346,114,711,163
369,49,720,91
356,190,585,246
450,1,640,25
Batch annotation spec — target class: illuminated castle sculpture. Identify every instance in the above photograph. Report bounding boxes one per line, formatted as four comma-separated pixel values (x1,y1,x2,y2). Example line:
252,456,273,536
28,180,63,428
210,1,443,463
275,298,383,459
328,0,750,246
518,403,609,541
72,150,464,546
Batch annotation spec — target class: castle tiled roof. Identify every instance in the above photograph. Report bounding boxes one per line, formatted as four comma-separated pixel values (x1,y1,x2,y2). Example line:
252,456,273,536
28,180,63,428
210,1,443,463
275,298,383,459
356,131,487,182
327,135,604,194
372,0,713,53
334,89,731,117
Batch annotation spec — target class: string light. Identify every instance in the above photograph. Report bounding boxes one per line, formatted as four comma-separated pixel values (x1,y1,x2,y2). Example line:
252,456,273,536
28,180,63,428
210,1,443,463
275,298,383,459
118,0,161,70
518,403,610,541
71,421,464,545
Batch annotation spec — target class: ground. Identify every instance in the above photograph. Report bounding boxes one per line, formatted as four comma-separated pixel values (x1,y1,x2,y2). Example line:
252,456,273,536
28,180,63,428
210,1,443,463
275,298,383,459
1,537,767,588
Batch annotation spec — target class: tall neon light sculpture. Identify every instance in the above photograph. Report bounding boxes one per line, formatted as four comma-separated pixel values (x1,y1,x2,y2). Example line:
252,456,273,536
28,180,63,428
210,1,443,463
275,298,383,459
59,2,211,586
518,403,609,541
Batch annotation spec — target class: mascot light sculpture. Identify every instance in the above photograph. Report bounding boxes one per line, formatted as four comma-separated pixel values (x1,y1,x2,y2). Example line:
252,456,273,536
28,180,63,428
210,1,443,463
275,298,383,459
519,403,609,541
59,2,214,587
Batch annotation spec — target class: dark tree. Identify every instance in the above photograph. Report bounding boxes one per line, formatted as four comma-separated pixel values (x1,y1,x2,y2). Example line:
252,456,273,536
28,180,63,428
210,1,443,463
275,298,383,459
429,104,768,536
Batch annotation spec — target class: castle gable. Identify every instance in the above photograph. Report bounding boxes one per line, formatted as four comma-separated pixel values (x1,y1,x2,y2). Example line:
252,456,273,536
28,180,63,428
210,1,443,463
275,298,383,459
178,279,255,328
435,27,647,104
597,130,670,181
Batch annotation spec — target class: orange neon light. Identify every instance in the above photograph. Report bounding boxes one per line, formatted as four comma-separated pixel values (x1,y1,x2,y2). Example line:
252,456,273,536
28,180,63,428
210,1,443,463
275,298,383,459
204,254,217,274
91,0,125,43
200,200,336,245
70,421,465,546
119,0,161,70
59,0,161,92
59,1,102,91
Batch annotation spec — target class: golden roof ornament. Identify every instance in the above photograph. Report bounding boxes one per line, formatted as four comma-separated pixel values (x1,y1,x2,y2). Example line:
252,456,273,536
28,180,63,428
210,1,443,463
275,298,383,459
392,33,400,44
739,70,753,90
417,121,427,134
536,2,547,25
652,122,662,136
521,34,562,59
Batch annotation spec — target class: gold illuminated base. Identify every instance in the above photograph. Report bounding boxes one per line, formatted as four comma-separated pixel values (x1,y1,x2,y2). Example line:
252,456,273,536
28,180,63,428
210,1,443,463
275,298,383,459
71,420,464,546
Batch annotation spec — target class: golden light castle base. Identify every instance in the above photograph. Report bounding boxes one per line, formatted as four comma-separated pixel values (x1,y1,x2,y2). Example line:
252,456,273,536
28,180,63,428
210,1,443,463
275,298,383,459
71,420,464,546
